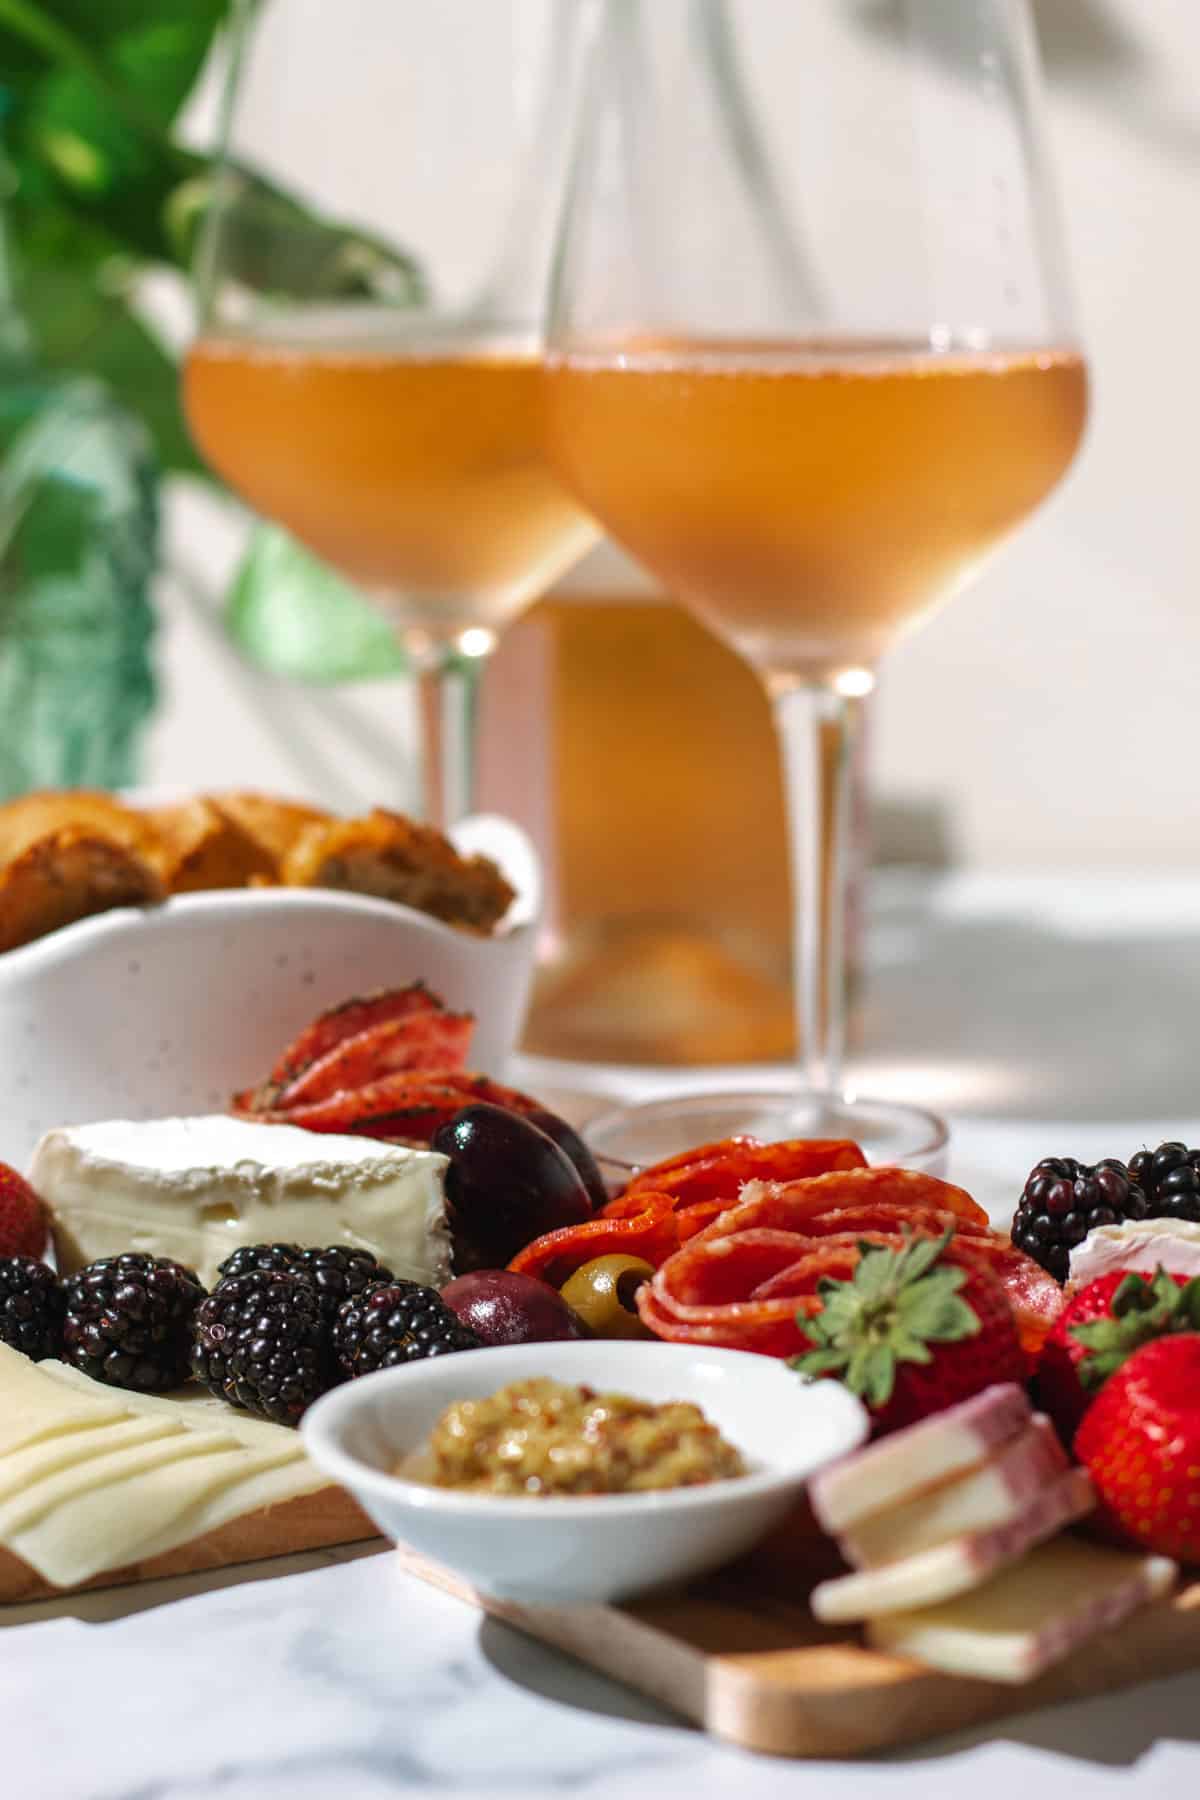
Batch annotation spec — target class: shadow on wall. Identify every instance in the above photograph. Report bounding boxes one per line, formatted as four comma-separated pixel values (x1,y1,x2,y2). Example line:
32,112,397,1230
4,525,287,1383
855,0,1200,159
859,877,1200,1122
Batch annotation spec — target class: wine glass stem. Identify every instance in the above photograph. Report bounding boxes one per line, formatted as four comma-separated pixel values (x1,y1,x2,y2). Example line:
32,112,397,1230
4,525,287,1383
771,681,863,1095
415,652,485,829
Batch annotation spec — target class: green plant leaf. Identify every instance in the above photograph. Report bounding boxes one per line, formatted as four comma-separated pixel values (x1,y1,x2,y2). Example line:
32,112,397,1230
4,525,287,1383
225,525,409,684
17,249,203,477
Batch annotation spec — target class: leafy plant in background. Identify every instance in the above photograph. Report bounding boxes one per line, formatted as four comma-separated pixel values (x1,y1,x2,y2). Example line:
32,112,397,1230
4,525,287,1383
0,0,418,701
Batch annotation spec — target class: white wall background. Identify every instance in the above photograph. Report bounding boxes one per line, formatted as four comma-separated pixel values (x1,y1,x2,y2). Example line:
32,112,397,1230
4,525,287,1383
150,0,1200,869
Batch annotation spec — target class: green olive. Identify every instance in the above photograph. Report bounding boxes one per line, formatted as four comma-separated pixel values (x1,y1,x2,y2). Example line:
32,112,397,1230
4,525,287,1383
559,1254,655,1340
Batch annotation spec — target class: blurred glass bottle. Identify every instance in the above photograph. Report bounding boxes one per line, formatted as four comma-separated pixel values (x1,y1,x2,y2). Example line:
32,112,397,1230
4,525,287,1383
477,542,869,1064
0,137,158,796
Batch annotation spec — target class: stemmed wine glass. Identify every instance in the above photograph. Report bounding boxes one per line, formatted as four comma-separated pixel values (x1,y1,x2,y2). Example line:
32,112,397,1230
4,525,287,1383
546,0,1088,1161
185,0,599,826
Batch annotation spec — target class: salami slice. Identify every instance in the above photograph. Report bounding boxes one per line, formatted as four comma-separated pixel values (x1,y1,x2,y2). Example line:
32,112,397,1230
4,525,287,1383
623,1137,867,1211
688,1167,989,1244
271,1011,474,1107
266,983,446,1089
257,1070,543,1143
636,1281,813,1356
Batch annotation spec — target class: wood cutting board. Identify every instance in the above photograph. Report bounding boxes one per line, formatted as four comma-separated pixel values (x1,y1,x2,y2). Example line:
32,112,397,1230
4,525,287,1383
397,1507,1200,1758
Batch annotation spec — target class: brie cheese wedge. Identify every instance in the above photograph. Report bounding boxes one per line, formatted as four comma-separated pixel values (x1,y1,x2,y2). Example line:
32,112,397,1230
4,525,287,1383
31,1115,451,1289
1068,1217,1200,1291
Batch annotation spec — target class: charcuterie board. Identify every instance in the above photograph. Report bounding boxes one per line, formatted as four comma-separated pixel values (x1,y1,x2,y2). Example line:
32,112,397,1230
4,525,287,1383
397,1512,1200,1758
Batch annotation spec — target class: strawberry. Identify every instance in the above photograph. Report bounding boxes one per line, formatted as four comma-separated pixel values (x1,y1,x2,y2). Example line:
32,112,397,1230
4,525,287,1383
1074,1333,1200,1561
0,1163,46,1261
1036,1267,1196,1445
790,1229,1025,1435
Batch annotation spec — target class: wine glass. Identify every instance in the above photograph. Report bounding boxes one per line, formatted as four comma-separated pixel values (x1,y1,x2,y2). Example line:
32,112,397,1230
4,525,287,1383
185,0,600,826
545,0,1088,1162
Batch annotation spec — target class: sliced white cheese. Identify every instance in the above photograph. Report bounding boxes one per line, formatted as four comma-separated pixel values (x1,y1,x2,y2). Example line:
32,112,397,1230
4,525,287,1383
0,1426,242,1539
31,1114,451,1288
11,1439,305,1588
867,1540,1178,1682
39,1363,307,1452
0,1345,130,1458
0,1416,180,1506
130,1457,340,1568
0,1340,359,1587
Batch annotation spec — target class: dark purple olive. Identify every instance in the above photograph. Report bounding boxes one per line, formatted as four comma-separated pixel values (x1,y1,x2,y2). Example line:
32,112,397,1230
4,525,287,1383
524,1108,609,1212
440,1270,590,1346
431,1103,593,1270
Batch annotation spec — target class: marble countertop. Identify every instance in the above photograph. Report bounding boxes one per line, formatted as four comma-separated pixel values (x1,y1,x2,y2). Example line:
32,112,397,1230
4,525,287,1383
4,871,1200,1798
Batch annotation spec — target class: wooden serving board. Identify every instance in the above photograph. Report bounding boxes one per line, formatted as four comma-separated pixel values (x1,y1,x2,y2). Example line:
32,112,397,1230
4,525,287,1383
0,1487,378,1606
398,1509,1200,1759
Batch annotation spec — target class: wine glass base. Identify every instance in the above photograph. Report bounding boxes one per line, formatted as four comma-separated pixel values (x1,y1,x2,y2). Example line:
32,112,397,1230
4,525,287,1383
582,1086,949,1180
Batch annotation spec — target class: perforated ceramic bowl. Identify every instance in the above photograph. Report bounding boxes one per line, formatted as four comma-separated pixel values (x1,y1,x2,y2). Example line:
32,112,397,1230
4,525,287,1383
0,812,539,1170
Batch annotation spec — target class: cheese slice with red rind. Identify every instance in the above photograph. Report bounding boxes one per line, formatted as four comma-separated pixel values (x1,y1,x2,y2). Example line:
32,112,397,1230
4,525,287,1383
867,1539,1178,1682
841,1415,1069,1569
810,1384,1032,1533
811,1468,1095,1623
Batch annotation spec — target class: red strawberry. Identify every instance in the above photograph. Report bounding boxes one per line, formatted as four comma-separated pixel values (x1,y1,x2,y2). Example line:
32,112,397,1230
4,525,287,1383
790,1229,1025,1435
0,1164,47,1260
1075,1332,1200,1562
1036,1267,1194,1445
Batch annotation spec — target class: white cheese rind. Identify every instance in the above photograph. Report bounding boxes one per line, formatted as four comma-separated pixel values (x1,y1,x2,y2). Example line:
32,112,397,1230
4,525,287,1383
31,1115,451,1289
1068,1218,1200,1290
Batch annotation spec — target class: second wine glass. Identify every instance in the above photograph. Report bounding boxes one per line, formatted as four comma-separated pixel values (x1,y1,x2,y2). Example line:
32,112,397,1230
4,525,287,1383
185,0,599,825
546,0,1088,1160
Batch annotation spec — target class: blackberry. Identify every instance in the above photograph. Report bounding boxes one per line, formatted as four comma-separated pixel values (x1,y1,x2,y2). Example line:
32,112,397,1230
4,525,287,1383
191,1269,330,1425
333,1282,480,1378
1128,1142,1200,1224
62,1253,206,1391
0,1257,63,1361
293,1247,396,1327
1012,1157,1146,1283
216,1243,303,1283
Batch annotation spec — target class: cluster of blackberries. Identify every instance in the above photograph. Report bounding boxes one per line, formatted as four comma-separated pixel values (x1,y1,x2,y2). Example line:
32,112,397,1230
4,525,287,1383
1013,1141,1200,1283
0,1242,478,1427
192,1244,479,1425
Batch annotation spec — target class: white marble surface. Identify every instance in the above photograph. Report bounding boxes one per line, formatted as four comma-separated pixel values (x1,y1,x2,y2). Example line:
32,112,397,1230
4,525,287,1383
4,872,1200,1797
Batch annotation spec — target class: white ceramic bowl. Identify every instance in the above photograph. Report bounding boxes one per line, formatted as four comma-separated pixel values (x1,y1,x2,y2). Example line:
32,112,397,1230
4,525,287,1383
0,813,539,1171
301,1340,868,1606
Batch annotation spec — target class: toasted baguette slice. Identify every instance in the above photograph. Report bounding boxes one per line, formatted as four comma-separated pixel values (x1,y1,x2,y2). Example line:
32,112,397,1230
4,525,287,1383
0,790,155,864
0,828,164,952
142,797,277,894
282,809,514,932
208,791,332,870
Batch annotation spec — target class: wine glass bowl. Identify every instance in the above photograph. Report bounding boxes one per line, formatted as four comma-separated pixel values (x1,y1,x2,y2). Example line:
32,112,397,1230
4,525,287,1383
185,321,593,648
184,0,600,823
544,340,1086,688
544,0,1088,1154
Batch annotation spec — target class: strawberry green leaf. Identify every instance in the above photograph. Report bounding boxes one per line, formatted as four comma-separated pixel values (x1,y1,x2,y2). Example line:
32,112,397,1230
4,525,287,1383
790,1229,981,1410
1071,1265,1200,1392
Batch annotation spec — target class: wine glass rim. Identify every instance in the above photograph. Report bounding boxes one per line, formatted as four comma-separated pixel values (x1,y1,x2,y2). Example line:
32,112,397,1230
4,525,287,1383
582,1085,950,1176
